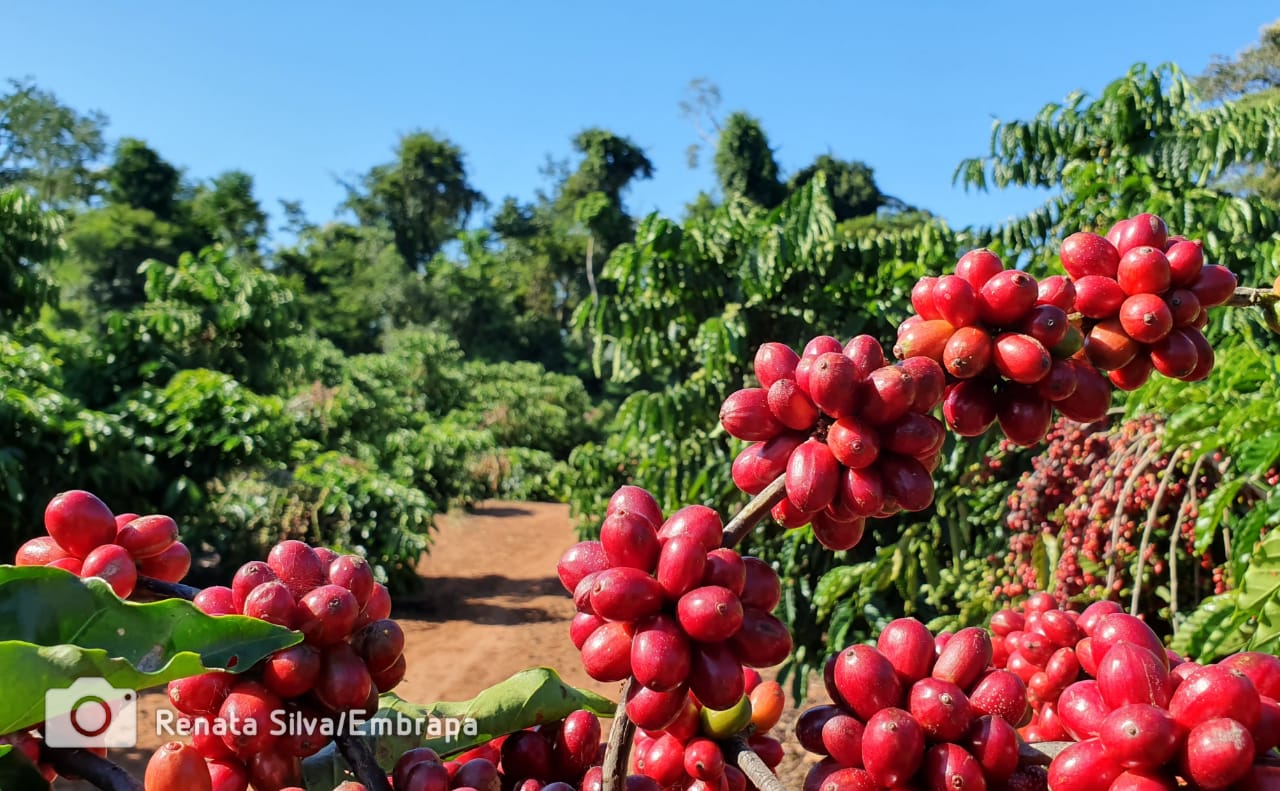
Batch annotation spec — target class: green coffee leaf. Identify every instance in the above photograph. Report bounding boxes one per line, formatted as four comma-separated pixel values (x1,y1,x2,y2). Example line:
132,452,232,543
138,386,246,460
0,565,300,734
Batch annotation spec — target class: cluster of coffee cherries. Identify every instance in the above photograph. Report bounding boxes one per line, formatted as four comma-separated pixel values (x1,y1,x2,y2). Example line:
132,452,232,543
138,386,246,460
797,593,1279,791
985,593,1101,743
4,491,192,784
634,671,786,791
722,335,945,547
992,597,1279,790
992,418,1219,608
146,741,374,791
559,486,791,726
799,618,1051,790
15,489,191,597
168,540,403,791
903,249,1112,446
388,710,631,791
1061,213,1233,390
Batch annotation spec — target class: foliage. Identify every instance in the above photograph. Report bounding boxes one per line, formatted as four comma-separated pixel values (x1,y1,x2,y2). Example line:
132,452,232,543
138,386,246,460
1128,342,1280,659
275,221,423,353
64,203,183,310
344,131,486,271
100,247,302,394
0,330,156,551
189,169,269,256
786,155,888,222
207,453,435,590
1199,19,1280,102
0,180,609,592
106,137,181,220
714,112,785,208
0,189,60,326
556,128,654,251
955,63,1280,293
477,127,657,378
1197,20,1280,202
0,566,298,735
456,361,600,458
424,231,567,368
494,447,563,501
124,368,292,508
0,79,106,206
685,86,895,226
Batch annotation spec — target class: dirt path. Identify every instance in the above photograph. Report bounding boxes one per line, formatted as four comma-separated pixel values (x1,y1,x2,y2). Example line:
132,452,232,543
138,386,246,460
392,501,617,705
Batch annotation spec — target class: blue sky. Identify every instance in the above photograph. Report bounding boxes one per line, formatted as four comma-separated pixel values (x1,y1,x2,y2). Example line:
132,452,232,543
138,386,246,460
4,1,1276,240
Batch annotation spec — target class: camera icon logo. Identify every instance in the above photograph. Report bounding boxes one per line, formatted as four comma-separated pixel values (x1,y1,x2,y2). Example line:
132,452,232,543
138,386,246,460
45,677,138,749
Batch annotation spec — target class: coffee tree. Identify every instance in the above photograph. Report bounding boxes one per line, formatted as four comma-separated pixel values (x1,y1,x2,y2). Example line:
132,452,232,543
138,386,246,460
562,63,1280,696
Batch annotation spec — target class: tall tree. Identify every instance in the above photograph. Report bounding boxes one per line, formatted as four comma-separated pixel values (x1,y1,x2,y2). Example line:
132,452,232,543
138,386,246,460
1197,20,1280,201
274,221,424,353
557,128,655,209
191,170,268,256
555,128,654,252
680,82,903,224
67,139,205,310
475,128,655,361
344,132,485,271
0,79,107,207
787,155,887,222
106,138,180,220
714,112,784,208
1198,19,1280,100
678,78,723,169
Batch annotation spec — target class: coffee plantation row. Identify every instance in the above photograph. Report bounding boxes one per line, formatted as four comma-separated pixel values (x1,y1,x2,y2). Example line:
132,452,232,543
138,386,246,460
1,209,1277,791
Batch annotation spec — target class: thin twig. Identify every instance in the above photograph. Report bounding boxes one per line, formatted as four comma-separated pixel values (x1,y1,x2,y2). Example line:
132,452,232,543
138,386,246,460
336,733,393,791
722,475,788,550
723,737,786,791
601,682,637,791
1169,452,1206,629
1216,455,1235,571
1106,443,1163,593
1018,741,1074,766
132,576,199,602
1223,286,1278,308
1078,433,1141,585
585,235,598,303
1089,438,1141,526
1131,445,1184,615
44,748,143,791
